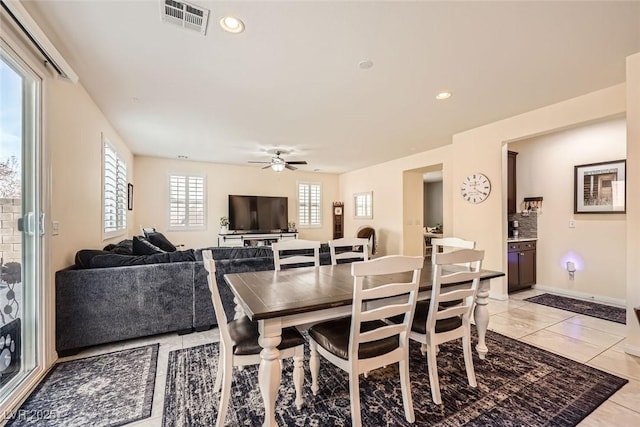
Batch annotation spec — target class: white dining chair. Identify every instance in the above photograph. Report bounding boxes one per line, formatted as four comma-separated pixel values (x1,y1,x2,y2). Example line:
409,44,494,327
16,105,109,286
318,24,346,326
409,248,484,405
308,255,423,427
272,239,320,270
430,237,475,263
328,237,369,265
202,250,306,426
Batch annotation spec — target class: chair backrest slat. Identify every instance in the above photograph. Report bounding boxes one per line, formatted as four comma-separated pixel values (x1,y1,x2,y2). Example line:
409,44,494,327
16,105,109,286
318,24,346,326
427,249,484,332
272,239,321,270
328,237,369,265
349,255,423,359
431,237,475,265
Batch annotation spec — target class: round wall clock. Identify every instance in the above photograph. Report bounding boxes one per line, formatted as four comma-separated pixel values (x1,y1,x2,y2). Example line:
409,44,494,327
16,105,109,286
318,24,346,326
461,173,491,204
334,206,343,215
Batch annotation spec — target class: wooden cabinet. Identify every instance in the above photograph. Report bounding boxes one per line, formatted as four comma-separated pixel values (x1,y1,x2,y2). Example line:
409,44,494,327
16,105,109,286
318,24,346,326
507,151,518,214
508,240,536,293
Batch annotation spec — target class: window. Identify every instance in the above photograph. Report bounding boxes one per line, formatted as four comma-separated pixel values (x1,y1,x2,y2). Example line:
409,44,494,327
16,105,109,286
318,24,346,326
168,174,206,229
298,182,322,227
354,191,373,219
103,136,127,235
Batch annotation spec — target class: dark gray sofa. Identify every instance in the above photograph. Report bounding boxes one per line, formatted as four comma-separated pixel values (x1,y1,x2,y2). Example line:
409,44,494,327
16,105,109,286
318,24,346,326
56,245,338,355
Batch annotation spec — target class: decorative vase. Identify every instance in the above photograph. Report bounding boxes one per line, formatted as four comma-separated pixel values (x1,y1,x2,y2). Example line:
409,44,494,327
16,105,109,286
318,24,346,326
220,226,228,234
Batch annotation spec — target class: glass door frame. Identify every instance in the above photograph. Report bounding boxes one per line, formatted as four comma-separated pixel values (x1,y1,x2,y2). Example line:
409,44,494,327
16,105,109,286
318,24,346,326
0,25,50,416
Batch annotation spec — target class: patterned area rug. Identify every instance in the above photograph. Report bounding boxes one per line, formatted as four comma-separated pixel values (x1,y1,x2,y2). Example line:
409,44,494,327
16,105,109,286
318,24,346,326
524,293,626,324
7,344,158,427
162,332,626,426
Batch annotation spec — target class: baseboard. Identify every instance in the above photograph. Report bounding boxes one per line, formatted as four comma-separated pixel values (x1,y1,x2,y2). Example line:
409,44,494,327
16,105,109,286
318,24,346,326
532,284,626,308
489,291,509,301
623,343,640,357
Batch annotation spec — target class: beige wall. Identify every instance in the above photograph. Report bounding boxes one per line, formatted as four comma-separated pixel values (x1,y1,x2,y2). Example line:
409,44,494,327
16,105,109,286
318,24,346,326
509,118,626,302
48,78,134,272
133,156,339,249
339,145,452,257
625,52,640,354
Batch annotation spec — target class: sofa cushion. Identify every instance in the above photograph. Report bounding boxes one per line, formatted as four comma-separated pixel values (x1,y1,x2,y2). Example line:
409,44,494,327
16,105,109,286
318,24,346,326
74,250,109,269
89,250,196,268
145,231,177,252
133,236,165,255
103,239,134,255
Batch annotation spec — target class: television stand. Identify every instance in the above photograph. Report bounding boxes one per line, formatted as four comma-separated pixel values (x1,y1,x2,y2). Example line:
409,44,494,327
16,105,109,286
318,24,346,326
218,231,298,248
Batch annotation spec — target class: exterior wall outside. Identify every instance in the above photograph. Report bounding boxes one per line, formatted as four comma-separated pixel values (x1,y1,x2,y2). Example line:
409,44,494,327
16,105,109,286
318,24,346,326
509,118,626,301
133,156,340,250
0,199,21,263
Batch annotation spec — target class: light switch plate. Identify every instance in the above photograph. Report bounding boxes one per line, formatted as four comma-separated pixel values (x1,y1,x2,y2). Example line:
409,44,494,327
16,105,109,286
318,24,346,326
52,221,60,235
568,219,576,228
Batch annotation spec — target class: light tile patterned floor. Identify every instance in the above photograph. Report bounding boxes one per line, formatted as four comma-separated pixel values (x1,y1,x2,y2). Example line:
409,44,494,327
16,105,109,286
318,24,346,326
59,288,640,426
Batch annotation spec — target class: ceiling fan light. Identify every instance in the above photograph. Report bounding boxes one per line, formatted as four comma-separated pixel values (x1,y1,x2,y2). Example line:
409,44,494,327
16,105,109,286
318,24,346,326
271,163,285,172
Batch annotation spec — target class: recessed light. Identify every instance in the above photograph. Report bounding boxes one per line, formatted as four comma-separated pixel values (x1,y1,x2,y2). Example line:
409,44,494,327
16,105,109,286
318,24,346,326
220,16,245,33
435,91,452,100
358,60,374,70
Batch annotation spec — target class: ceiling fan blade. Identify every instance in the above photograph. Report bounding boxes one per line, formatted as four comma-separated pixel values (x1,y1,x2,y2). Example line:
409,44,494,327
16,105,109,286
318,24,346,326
262,165,272,169
286,161,307,165
248,161,270,164
285,164,297,171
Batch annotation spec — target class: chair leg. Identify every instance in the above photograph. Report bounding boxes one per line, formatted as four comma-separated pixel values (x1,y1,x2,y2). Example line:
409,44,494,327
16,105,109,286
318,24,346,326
399,357,415,423
213,345,225,392
462,333,477,387
349,371,362,427
426,347,442,405
216,356,234,427
310,340,320,396
292,350,305,410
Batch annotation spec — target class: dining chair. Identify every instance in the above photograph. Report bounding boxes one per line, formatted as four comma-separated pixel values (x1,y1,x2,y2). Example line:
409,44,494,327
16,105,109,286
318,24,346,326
202,250,306,426
308,255,423,426
328,237,369,265
272,239,320,270
430,237,475,263
356,226,376,255
409,248,484,405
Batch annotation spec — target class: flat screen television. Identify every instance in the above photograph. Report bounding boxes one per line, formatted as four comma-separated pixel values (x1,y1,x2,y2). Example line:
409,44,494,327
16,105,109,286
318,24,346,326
228,195,288,232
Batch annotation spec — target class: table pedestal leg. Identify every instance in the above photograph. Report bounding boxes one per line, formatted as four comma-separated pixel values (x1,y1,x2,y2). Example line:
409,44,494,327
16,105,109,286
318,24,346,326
233,296,245,319
474,279,490,360
259,320,282,427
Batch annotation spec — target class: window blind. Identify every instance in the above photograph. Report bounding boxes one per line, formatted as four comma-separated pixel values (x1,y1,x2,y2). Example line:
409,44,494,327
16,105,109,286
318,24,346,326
298,182,321,227
169,174,205,229
103,140,127,233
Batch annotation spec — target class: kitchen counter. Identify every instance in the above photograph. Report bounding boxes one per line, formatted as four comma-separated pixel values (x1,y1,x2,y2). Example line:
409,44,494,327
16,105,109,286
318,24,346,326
507,237,538,243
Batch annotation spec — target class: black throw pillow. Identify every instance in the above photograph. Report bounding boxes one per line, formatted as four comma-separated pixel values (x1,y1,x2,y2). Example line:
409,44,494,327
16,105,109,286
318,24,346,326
132,236,165,255
145,231,177,252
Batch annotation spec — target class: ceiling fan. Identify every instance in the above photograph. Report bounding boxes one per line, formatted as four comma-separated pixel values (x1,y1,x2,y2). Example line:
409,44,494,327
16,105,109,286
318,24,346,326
248,150,308,172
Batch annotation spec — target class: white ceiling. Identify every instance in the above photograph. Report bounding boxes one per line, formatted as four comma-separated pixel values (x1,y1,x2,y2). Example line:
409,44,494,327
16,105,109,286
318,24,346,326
26,1,640,173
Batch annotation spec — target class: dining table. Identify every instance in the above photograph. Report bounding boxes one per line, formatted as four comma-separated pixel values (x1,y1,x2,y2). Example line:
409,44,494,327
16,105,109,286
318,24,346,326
224,259,504,427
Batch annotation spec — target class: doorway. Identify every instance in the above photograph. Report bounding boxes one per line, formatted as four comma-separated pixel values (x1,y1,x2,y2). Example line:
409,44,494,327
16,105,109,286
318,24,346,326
0,41,43,407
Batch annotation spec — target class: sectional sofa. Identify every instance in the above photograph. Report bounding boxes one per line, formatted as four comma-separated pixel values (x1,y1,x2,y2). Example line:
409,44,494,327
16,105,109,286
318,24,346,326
55,245,336,355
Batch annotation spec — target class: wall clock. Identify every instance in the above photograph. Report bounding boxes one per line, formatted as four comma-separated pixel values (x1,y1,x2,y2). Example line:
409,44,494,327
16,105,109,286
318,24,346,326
461,173,491,204
334,206,342,215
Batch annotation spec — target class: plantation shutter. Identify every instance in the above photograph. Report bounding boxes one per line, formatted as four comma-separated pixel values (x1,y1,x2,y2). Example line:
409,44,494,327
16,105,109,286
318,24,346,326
103,140,127,234
169,174,206,229
298,182,321,227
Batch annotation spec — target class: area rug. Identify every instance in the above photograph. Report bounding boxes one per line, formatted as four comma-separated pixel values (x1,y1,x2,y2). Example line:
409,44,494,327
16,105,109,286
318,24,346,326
7,344,158,427
162,332,627,426
524,293,626,324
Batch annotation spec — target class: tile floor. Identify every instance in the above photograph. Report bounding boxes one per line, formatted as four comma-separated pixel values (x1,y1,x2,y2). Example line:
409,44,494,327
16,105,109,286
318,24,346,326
58,288,640,426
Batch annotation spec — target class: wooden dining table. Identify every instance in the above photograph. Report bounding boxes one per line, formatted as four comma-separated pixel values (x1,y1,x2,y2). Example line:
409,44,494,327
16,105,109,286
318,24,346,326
224,259,504,427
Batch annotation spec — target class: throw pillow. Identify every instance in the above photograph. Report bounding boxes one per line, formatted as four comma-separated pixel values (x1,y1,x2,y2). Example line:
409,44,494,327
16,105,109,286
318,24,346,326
145,231,177,252
132,236,165,255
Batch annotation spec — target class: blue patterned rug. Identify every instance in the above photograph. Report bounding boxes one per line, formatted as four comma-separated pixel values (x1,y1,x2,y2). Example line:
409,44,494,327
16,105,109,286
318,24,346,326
7,344,158,427
524,293,626,324
162,331,626,426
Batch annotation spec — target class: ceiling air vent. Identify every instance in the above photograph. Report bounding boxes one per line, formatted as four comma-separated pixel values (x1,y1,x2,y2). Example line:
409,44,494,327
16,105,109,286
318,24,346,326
162,0,209,35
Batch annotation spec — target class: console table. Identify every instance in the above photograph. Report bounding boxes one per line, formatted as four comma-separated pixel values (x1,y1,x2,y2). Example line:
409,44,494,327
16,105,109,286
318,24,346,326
218,232,298,247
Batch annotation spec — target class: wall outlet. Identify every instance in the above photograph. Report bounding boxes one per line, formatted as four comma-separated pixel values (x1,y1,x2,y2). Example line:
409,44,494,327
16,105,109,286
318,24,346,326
568,219,576,228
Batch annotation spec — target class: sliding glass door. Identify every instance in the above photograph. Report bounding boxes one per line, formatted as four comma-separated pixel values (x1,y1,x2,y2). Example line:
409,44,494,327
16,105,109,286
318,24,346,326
0,41,42,405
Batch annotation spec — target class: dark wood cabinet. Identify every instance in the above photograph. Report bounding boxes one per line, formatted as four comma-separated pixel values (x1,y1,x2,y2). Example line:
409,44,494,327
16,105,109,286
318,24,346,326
507,151,518,214
508,240,536,293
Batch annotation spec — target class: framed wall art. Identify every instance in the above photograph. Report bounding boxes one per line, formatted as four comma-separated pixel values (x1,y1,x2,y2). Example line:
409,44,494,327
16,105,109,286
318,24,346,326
574,159,626,214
